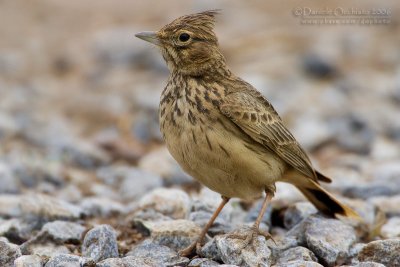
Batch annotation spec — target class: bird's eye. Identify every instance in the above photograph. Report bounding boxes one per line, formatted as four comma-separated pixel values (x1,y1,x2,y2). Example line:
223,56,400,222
178,33,191,42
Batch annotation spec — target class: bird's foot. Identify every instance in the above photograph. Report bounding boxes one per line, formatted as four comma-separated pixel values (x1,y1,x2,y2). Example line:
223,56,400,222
226,225,276,251
178,240,202,258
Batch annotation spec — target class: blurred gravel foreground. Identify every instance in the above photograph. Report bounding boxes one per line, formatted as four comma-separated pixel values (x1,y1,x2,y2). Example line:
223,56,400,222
1,1,400,267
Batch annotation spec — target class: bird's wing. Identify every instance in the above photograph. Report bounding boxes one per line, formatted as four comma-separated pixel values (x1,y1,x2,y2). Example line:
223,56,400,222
220,90,317,181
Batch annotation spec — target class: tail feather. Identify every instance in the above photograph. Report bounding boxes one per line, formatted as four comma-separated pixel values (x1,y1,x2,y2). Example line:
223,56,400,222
297,179,360,219
316,171,332,183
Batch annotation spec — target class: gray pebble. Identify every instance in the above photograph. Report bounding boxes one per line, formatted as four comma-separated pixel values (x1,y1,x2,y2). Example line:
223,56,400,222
80,197,126,217
139,188,191,219
0,218,34,243
283,202,317,229
82,224,119,262
199,238,222,262
21,243,70,258
144,219,201,251
97,256,159,267
274,260,323,267
44,254,94,267
304,216,356,266
14,255,44,267
0,194,83,223
41,220,86,244
343,262,386,267
188,258,221,267
0,237,22,267
214,227,273,267
275,246,318,264
127,239,189,266
358,239,400,266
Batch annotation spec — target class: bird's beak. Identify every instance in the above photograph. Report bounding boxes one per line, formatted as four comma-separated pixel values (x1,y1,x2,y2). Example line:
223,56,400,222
135,31,160,46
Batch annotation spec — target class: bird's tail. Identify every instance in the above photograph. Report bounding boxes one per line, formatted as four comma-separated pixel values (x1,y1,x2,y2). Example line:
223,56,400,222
296,179,360,219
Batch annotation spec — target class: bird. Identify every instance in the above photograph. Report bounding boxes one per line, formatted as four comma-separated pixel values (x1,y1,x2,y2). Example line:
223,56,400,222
135,10,359,257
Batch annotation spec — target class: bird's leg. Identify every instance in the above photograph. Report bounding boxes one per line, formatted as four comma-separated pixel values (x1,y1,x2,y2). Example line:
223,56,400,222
178,196,230,257
227,192,275,249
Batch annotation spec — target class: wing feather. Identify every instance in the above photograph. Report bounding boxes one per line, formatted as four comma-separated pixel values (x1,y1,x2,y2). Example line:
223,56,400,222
220,90,317,180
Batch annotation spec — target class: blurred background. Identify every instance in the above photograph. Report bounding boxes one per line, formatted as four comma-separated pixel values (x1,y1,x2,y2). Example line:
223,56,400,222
0,0,400,250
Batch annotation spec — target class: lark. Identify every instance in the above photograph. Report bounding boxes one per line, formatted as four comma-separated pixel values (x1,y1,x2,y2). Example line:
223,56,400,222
136,10,358,256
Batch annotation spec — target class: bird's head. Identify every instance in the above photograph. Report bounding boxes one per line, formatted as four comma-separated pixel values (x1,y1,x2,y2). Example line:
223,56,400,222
136,10,226,76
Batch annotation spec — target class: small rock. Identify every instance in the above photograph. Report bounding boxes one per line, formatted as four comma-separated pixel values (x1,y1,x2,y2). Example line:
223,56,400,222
82,224,119,262
0,194,83,222
41,220,86,244
0,237,22,267
14,255,44,267
139,188,190,219
274,261,323,267
292,215,357,266
275,246,317,264
144,219,201,251
97,256,159,267
358,239,400,266
127,239,189,266
188,258,221,267
283,202,317,229
348,243,366,261
130,209,172,224
269,236,299,257
199,238,222,262
44,254,94,267
80,197,126,217
214,227,273,267
0,218,34,244
0,162,19,194
21,243,70,257
343,262,386,267
380,217,400,238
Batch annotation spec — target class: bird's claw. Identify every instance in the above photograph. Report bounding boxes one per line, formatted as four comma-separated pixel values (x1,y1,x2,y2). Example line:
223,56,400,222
178,241,202,258
226,225,276,251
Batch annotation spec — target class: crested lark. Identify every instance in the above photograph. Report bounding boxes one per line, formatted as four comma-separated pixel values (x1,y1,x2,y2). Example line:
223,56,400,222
136,10,358,256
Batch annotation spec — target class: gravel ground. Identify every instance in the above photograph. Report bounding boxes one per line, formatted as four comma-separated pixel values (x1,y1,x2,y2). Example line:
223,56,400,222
1,1,400,266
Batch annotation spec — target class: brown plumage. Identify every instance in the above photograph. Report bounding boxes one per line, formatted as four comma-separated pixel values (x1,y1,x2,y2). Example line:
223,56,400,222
136,10,359,256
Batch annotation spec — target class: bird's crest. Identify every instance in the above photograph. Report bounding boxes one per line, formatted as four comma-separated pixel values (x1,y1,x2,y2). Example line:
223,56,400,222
160,10,220,42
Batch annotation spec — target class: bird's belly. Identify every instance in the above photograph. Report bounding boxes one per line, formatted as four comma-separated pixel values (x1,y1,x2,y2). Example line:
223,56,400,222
163,120,287,201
